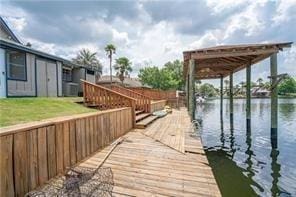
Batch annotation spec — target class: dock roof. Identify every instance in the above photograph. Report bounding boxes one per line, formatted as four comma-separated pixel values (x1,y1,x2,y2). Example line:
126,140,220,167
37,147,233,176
183,42,293,79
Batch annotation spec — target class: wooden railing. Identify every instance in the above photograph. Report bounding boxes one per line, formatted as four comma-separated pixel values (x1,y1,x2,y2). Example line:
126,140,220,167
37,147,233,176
0,108,133,197
82,80,136,126
110,85,151,113
151,100,167,112
128,87,177,100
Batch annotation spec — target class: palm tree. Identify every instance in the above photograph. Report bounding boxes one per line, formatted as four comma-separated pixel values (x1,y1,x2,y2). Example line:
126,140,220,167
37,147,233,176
257,78,264,87
114,57,132,85
224,79,229,95
104,44,116,85
72,49,102,81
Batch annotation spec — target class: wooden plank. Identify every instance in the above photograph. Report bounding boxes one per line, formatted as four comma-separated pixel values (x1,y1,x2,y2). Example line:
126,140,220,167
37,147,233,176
80,118,86,158
75,119,82,161
85,117,91,156
26,129,39,190
63,122,70,169
97,115,103,149
0,135,14,197
69,120,77,166
92,116,98,151
89,116,95,153
14,131,28,196
37,127,48,185
103,113,110,146
55,123,64,174
46,126,56,179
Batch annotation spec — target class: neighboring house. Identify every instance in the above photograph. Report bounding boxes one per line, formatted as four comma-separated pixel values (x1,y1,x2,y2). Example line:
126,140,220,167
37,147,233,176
97,75,146,88
252,87,270,97
0,17,95,98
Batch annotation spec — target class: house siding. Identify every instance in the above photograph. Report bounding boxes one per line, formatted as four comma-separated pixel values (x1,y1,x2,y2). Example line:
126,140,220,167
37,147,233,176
72,68,85,93
86,72,95,84
7,53,36,96
57,61,62,96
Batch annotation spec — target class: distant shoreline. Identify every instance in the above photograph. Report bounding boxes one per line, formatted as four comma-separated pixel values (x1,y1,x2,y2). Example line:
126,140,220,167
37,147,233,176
207,95,296,100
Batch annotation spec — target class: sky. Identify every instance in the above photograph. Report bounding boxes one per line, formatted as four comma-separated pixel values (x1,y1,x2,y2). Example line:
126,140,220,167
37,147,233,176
0,0,295,86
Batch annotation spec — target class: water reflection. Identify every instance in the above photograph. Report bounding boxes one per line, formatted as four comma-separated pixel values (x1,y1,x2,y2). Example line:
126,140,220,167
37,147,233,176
198,99,296,196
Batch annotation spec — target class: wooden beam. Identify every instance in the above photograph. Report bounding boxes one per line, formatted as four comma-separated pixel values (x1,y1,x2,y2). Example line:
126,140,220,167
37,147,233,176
191,48,279,59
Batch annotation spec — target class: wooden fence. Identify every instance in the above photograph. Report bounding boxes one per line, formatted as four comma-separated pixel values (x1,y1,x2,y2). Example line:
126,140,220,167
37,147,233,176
150,100,167,112
128,87,176,101
0,107,133,197
110,85,152,113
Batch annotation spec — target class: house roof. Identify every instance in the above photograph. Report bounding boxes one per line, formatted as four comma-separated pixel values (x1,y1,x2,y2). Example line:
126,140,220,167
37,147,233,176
98,75,145,87
0,17,21,44
183,42,293,79
0,38,82,69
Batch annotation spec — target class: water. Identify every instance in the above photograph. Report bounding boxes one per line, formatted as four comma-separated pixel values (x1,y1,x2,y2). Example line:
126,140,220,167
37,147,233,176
196,99,296,197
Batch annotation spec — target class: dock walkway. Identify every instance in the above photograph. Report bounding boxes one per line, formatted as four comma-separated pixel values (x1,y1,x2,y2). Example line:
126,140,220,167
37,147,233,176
33,108,221,196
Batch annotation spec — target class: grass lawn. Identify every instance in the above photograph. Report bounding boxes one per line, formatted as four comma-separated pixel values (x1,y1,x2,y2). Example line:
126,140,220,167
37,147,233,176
0,97,96,127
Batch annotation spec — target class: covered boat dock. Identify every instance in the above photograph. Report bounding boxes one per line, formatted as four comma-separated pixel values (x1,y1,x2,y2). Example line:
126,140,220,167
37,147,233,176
183,42,293,148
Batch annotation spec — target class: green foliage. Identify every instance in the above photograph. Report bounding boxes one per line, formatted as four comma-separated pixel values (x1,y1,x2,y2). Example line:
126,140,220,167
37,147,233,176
278,77,296,95
72,49,102,74
114,57,132,83
138,60,184,90
105,44,116,80
198,83,217,97
104,44,116,57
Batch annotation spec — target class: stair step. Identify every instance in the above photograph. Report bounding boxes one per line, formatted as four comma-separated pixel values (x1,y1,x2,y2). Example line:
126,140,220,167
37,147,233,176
135,115,158,129
136,110,144,115
135,113,151,122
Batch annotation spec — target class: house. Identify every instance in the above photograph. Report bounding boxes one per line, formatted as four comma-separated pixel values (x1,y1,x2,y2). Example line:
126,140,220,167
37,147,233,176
0,17,96,98
97,75,146,87
252,87,270,97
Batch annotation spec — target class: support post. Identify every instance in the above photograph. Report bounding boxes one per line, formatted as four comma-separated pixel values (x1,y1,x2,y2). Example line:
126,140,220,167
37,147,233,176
186,74,189,110
220,75,223,117
246,63,251,130
229,72,234,129
270,53,278,148
188,59,196,120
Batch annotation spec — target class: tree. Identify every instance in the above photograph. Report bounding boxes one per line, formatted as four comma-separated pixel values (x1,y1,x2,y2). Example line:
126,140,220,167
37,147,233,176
114,57,132,84
105,44,116,85
257,78,263,87
199,83,217,97
138,59,184,90
162,60,184,90
224,79,229,95
72,49,102,81
278,77,296,95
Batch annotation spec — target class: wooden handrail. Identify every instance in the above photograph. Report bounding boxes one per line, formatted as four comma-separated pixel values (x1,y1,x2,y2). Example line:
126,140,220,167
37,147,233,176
110,85,151,113
81,80,136,126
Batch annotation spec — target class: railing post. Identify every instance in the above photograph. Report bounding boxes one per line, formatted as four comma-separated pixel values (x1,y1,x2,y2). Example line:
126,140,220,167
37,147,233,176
131,100,136,128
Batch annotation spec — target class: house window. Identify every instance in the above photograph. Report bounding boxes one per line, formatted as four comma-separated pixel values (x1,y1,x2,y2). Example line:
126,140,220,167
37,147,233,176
7,50,26,80
62,68,72,82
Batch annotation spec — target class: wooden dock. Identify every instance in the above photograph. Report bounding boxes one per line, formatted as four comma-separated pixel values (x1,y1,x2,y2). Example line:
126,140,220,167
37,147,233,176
31,108,221,196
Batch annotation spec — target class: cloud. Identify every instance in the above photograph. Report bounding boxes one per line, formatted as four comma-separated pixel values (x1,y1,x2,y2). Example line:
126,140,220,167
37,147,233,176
0,0,294,82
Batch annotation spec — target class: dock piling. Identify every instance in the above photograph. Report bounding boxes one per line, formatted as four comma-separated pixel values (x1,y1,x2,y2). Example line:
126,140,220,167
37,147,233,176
220,75,223,118
246,63,251,130
270,53,278,148
188,59,196,120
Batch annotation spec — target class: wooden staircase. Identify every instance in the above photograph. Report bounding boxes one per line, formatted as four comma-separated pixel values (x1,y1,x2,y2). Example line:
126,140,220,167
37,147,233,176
135,110,158,129
81,80,158,128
